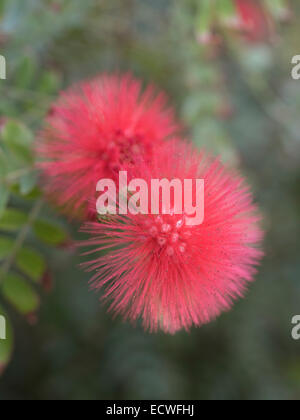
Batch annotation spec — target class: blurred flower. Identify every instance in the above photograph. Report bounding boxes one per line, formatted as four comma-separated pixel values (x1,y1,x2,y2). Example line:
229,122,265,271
36,73,178,219
41,269,54,293
234,0,273,42
0,117,7,132
196,31,222,47
195,0,288,46
81,141,264,334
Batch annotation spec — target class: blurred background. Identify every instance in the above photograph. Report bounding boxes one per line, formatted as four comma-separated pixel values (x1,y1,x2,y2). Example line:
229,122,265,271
0,0,300,400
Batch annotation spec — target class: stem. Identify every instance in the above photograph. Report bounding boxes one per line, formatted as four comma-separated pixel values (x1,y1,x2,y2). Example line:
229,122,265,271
2,86,56,101
0,199,43,285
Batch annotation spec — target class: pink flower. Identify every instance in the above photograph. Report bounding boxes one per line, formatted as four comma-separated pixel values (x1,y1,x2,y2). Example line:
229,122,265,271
36,73,178,219
234,0,272,42
81,141,264,334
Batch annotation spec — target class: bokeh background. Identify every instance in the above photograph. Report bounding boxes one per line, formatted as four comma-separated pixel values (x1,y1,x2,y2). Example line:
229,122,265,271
0,0,300,400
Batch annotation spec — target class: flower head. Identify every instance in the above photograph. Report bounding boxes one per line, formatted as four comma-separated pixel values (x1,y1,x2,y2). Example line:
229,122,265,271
81,141,264,334
36,73,178,219
234,0,272,42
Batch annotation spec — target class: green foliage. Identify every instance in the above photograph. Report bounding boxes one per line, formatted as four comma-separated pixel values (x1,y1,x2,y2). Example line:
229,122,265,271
16,246,46,283
2,273,40,315
0,107,68,373
0,186,9,217
0,209,28,231
0,237,14,259
34,220,67,246
1,120,34,164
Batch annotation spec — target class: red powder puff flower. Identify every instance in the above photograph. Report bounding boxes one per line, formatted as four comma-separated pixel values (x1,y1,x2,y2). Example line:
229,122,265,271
234,0,273,42
81,141,264,334
36,73,178,219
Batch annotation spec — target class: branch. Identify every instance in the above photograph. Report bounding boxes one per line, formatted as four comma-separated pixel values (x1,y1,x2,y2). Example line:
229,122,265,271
0,199,43,285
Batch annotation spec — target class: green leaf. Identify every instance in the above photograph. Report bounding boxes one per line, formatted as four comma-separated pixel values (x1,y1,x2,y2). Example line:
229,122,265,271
196,0,214,35
16,247,46,282
0,305,13,374
0,208,27,232
2,273,40,315
15,186,42,201
14,56,37,89
34,220,67,246
0,0,5,17
38,71,61,94
0,185,9,217
1,121,33,164
19,171,38,195
0,237,14,260
265,0,288,18
182,92,220,123
1,120,33,146
0,149,8,176
218,0,235,20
